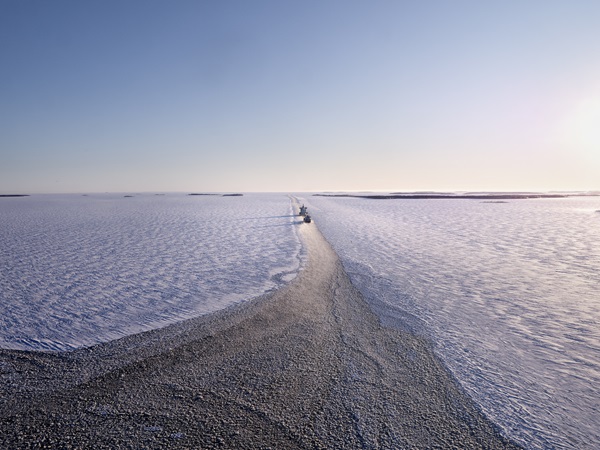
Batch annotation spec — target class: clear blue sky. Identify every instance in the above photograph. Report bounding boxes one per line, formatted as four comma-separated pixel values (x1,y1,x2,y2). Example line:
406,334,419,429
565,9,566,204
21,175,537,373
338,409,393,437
1,0,599,193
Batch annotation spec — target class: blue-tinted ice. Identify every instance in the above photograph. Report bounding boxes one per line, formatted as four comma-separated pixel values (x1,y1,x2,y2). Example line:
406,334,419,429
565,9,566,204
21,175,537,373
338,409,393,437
0,193,302,351
306,195,600,450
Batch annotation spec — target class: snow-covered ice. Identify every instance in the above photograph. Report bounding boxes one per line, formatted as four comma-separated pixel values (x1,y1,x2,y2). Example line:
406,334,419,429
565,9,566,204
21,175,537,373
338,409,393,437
0,193,303,351
305,195,600,450
3,191,599,449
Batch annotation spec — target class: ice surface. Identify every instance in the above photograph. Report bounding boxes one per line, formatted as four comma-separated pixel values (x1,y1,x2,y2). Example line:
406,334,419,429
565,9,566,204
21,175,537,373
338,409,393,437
0,193,303,351
305,195,600,450
3,192,599,448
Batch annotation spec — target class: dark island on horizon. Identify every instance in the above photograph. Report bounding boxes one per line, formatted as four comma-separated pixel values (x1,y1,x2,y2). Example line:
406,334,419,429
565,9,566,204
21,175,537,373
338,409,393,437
314,192,600,200
189,193,244,197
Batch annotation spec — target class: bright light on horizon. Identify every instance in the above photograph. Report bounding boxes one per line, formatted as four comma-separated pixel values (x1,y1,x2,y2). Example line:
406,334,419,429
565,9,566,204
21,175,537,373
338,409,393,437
561,92,600,165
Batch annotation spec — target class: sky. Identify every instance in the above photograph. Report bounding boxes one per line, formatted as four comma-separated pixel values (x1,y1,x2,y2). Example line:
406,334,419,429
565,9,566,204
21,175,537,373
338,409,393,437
1,0,600,194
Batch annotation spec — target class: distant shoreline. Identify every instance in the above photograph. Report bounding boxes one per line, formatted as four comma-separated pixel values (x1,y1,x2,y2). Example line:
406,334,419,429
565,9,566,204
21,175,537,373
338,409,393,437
314,193,600,200
189,193,244,197
0,194,29,198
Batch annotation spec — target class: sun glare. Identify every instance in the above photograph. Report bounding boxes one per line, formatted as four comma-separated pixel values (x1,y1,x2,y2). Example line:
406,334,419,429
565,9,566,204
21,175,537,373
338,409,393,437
562,95,600,163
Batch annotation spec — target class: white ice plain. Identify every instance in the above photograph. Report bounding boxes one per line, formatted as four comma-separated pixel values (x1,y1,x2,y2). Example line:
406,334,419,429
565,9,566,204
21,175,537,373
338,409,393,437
305,195,600,450
0,193,303,351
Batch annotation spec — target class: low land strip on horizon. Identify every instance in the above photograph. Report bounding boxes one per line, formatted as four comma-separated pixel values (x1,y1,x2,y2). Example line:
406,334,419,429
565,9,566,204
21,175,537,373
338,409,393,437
314,192,600,200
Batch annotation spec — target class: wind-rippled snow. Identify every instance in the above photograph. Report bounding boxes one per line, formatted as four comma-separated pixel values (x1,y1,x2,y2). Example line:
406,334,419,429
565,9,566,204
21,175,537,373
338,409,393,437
305,195,600,450
0,193,302,351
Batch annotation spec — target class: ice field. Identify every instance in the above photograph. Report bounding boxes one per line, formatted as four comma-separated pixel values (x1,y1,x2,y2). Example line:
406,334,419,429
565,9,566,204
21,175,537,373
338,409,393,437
2,192,599,448
306,195,600,449
0,193,302,351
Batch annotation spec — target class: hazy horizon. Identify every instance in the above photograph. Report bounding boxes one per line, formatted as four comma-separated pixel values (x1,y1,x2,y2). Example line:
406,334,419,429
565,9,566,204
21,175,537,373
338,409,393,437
4,189,600,197
2,1,600,194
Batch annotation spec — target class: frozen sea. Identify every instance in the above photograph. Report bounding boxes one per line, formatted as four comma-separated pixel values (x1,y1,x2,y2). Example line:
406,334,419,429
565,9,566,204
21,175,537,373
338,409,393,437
0,193,303,351
304,195,600,450
2,192,599,449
